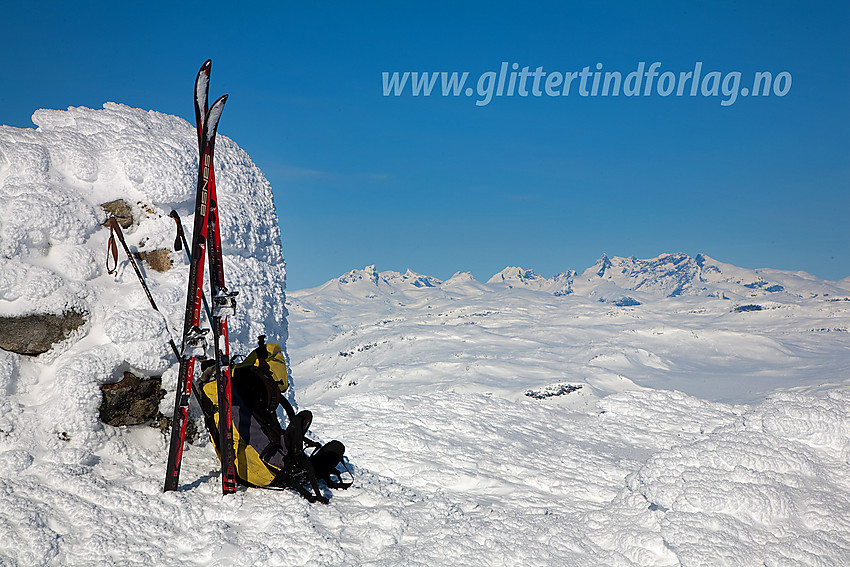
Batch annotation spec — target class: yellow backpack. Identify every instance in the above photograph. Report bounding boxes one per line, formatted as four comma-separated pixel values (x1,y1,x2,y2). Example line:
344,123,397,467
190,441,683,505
197,337,351,500
234,341,289,393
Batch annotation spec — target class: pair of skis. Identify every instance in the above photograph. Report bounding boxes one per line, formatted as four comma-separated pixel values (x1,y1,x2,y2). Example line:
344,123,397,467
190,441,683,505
164,60,238,494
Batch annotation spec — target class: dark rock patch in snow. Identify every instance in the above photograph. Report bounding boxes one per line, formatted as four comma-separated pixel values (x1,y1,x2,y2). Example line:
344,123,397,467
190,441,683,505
0,310,87,355
733,304,764,313
134,248,172,272
525,383,582,400
99,371,165,426
100,199,134,228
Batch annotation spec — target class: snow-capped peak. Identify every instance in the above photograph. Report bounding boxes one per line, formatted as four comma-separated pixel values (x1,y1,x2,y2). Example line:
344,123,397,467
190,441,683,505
593,253,614,277
487,266,546,288
337,265,380,286
297,253,850,304
381,268,442,289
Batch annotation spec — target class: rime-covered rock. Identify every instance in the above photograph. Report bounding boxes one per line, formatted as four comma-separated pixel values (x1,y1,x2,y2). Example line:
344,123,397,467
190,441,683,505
99,371,165,426
0,310,86,355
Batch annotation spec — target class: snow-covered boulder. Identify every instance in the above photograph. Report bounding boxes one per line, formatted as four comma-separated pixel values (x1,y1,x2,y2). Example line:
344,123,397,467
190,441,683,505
0,101,288,445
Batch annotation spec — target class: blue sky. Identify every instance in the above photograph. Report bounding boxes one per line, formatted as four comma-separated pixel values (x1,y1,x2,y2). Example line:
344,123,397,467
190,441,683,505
2,2,848,289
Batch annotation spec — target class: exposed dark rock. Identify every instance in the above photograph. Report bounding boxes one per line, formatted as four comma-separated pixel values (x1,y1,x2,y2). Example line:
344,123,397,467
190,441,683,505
734,304,764,313
0,310,87,356
100,371,166,426
100,199,134,228
525,383,582,400
151,414,171,434
151,413,200,444
134,249,172,272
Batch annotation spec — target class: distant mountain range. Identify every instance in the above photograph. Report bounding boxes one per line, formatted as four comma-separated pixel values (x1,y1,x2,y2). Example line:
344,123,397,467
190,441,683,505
295,253,850,306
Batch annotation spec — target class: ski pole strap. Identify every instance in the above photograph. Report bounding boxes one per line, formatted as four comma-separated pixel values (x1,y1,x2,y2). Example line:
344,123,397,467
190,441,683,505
106,218,119,275
105,216,181,361
106,216,157,308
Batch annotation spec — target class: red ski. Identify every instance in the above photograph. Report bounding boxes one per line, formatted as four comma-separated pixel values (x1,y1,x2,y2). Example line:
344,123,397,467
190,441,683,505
164,60,237,494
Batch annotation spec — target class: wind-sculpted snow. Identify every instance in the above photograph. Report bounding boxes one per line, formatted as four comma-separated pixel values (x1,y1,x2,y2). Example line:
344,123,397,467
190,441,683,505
4,384,848,565
103,308,173,374
0,102,286,343
0,103,289,475
0,103,294,563
282,264,850,565
619,391,850,565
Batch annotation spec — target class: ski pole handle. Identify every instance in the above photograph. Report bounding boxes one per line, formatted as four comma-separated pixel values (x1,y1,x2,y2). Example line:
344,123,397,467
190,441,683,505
106,216,180,360
169,210,185,252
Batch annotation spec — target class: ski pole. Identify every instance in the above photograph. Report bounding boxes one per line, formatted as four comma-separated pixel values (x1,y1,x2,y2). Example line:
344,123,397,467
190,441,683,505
106,216,181,360
169,210,214,323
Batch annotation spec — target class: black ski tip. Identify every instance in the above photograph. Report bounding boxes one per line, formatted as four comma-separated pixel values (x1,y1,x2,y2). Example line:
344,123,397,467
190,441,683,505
203,94,229,142
169,209,179,220
208,93,228,113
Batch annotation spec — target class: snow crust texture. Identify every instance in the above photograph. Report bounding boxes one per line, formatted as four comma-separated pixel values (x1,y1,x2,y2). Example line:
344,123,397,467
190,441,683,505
0,103,285,329
0,104,293,565
3,104,850,566
283,265,850,565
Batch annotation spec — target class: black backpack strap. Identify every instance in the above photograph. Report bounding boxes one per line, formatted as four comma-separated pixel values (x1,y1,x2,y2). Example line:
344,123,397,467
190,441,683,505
297,453,328,504
279,396,297,424
258,442,284,463
289,467,328,503
309,440,353,489
283,410,311,454
279,409,328,503
325,469,354,490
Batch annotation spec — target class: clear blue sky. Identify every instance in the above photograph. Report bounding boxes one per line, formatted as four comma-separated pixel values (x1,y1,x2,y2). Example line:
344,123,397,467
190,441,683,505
2,1,848,289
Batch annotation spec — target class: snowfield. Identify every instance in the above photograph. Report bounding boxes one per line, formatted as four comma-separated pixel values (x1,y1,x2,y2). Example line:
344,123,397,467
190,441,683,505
286,266,850,566
2,104,850,566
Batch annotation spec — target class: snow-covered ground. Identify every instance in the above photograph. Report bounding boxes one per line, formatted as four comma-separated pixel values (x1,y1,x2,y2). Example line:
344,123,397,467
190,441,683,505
2,104,850,566
285,264,850,566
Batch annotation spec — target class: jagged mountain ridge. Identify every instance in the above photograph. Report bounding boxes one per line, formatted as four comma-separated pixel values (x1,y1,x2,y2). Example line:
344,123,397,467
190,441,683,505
295,253,850,305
